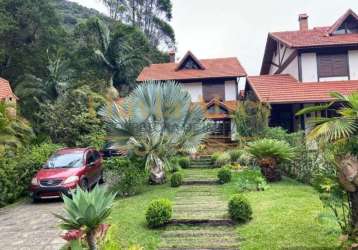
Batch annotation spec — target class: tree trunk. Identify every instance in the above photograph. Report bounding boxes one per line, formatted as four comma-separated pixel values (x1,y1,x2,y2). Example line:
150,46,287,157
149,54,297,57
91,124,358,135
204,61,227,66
349,191,358,230
149,157,166,184
259,157,281,182
86,230,97,250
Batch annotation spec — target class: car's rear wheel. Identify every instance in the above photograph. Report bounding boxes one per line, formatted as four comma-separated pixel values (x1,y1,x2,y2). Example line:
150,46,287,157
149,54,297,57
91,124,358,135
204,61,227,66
80,179,89,191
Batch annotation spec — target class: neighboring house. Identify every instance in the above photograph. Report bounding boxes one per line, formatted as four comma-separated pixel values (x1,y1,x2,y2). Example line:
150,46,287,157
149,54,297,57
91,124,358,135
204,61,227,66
246,9,358,132
0,77,18,117
137,51,247,140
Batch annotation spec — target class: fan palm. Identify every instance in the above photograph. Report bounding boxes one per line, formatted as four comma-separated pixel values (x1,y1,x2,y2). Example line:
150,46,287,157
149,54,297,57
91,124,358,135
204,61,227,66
100,81,210,183
0,102,34,153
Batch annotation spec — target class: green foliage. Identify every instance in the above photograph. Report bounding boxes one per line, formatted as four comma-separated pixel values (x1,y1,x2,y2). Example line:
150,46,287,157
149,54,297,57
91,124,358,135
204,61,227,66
0,142,61,207
246,138,296,164
228,194,252,223
218,167,232,184
170,172,183,187
168,156,181,173
99,224,121,250
101,81,210,183
211,152,222,163
215,152,231,167
228,149,242,163
104,157,146,197
145,199,172,228
54,186,116,250
237,169,269,192
177,157,190,169
233,99,270,141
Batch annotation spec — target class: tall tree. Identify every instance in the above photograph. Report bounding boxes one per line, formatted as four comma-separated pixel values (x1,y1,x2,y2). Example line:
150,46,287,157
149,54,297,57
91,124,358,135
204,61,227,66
0,0,66,82
99,0,175,47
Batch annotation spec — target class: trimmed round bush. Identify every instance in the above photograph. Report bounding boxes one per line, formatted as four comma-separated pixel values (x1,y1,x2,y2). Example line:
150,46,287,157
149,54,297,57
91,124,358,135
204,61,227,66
170,172,183,187
218,167,232,184
169,157,181,173
146,199,172,228
178,157,190,169
228,194,252,223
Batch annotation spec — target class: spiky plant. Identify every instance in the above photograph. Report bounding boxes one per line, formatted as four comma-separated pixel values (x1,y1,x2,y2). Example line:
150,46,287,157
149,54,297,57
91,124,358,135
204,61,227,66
246,138,295,182
100,81,210,184
54,186,116,250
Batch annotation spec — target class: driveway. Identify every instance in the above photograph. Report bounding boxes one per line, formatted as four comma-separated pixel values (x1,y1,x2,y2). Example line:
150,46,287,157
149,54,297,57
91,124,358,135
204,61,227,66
0,199,65,250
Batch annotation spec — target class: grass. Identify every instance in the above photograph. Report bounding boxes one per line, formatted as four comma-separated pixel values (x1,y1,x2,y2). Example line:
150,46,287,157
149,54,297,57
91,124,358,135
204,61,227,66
219,172,341,250
109,168,341,250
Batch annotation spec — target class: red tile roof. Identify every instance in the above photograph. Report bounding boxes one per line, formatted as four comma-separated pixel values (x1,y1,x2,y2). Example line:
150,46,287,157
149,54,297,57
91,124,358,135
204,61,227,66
270,9,358,48
137,57,247,82
0,77,17,100
247,74,358,104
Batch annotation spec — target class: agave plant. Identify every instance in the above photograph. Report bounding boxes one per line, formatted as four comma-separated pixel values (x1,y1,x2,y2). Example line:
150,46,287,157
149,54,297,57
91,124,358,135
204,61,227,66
246,138,295,182
54,186,116,250
100,81,210,184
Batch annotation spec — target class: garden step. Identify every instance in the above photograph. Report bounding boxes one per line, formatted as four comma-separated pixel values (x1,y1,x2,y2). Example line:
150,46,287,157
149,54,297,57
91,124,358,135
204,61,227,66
159,226,239,249
182,180,218,185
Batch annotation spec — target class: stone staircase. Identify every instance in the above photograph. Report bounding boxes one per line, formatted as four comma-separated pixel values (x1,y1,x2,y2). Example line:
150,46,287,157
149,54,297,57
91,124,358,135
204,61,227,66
190,156,215,169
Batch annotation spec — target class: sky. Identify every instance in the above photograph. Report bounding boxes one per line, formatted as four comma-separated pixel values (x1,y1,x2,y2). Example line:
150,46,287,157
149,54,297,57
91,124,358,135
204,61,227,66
70,0,358,75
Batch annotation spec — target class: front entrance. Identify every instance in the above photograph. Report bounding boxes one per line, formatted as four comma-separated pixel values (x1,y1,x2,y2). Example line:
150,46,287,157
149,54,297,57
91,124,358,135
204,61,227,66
210,119,231,137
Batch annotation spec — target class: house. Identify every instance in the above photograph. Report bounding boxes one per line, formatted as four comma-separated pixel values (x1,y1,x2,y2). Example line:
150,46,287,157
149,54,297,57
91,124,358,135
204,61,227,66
245,9,358,132
137,51,247,140
0,77,17,117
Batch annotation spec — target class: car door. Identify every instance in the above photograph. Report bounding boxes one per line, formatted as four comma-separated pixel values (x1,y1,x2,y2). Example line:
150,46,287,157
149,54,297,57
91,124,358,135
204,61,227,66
92,150,102,183
85,150,98,186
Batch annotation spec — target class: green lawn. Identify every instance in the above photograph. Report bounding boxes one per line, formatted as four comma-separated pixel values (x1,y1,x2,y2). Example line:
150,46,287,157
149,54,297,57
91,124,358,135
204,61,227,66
109,169,341,250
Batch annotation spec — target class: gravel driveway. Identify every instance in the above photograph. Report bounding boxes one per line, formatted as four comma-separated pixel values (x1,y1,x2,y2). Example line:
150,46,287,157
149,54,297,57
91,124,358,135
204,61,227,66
0,199,65,250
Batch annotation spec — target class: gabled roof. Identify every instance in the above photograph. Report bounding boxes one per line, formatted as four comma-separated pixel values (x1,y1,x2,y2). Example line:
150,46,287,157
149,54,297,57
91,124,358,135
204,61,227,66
247,74,358,104
0,77,18,100
195,99,238,119
137,52,247,82
261,9,358,74
175,51,205,71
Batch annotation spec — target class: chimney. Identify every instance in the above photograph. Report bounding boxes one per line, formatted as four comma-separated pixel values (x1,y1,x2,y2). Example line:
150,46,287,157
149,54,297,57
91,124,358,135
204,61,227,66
168,51,175,63
299,13,309,31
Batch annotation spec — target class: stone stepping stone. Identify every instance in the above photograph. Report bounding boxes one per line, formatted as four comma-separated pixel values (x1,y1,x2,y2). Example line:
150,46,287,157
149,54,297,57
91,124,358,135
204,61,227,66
159,226,240,250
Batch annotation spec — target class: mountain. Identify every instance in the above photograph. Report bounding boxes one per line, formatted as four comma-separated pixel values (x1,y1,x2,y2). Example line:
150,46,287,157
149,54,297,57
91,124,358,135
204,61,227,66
52,0,112,31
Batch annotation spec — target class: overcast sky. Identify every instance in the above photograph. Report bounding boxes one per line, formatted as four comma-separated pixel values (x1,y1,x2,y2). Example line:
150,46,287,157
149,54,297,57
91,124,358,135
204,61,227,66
70,0,358,75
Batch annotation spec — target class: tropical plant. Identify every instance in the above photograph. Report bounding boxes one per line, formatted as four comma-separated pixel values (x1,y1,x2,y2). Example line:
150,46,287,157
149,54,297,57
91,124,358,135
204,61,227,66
246,138,295,182
0,102,34,152
297,92,358,239
228,149,242,163
54,186,116,250
100,81,210,184
145,198,172,228
90,18,145,96
228,194,252,223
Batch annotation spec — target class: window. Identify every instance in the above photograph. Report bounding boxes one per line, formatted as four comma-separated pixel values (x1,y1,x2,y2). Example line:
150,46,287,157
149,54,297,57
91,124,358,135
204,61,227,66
334,16,358,35
207,105,228,114
179,57,201,70
86,151,95,164
202,82,225,102
317,53,349,78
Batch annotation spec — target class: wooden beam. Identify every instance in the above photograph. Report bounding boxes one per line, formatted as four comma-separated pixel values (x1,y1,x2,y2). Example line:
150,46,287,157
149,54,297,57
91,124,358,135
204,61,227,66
275,50,298,74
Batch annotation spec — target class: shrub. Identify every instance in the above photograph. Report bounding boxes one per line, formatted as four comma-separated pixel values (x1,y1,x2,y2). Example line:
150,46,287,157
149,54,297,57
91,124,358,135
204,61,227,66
228,149,242,163
218,166,232,184
170,172,183,187
228,194,252,223
237,169,269,192
169,157,181,173
215,152,231,166
104,157,147,197
0,142,61,207
246,139,295,182
146,199,172,228
178,157,190,169
211,152,222,162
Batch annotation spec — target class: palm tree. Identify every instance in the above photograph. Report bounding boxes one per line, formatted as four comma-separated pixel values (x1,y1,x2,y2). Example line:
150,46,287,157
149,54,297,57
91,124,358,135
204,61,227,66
297,91,358,231
100,81,210,184
0,102,34,153
91,18,145,97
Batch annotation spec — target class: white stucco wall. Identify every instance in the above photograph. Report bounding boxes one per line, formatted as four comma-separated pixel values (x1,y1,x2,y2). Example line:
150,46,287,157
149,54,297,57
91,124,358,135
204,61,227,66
349,50,358,80
224,80,237,101
282,56,299,79
301,53,318,82
269,44,295,75
319,76,349,82
182,82,203,102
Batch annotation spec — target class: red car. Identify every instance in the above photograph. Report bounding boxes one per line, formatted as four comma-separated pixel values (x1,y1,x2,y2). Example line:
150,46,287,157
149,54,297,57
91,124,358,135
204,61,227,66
30,147,104,202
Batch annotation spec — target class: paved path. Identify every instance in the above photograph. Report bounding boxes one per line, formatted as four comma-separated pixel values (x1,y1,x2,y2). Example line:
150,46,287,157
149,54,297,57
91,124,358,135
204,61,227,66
0,199,65,250
159,168,240,250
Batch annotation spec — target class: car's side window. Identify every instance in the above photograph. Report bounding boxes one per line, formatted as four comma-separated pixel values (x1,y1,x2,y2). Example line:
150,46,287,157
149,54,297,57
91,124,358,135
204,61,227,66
86,151,95,165
93,151,100,161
